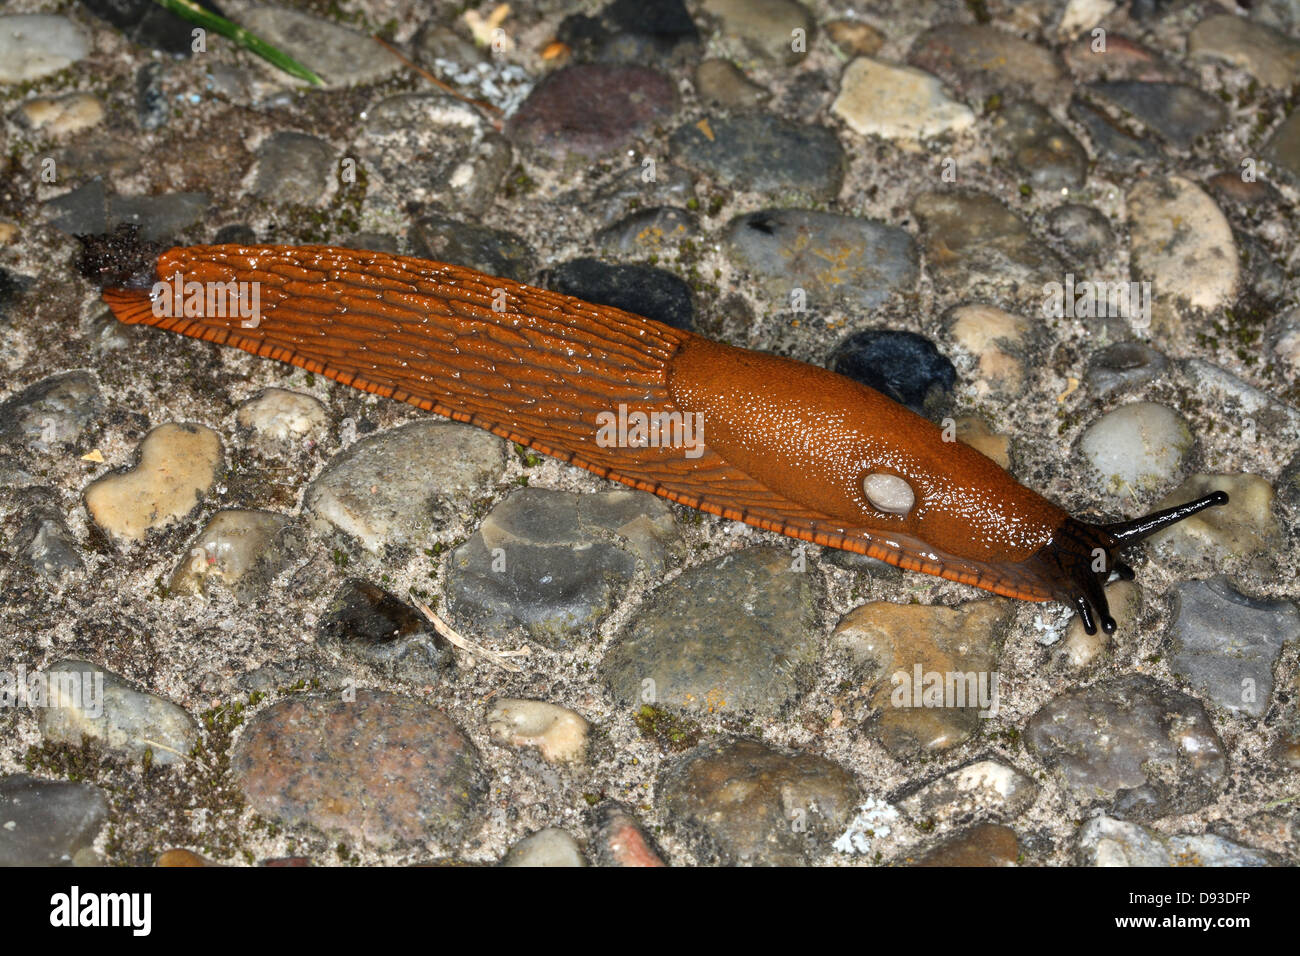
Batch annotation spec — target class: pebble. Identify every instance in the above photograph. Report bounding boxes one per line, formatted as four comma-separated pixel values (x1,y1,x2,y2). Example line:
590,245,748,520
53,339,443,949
1263,107,1300,181
670,112,845,201
546,259,693,331
908,23,1065,105
912,191,1064,304
448,487,679,649
414,23,483,68
38,659,199,766
304,421,505,553
1063,33,1185,83
1273,309,1300,375
1149,474,1280,564
1077,402,1192,497
168,509,290,601
699,0,813,66
1057,0,1116,38
109,191,210,242
508,64,676,158
17,93,105,137
233,690,485,848
723,209,918,314
1069,98,1161,166
831,599,1009,758
411,215,536,283
990,101,1087,190
236,388,327,442
357,93,511,217
955,416,1011,469
898,759,1039,828
341,232,399,255
239,7,403,88
829,329,955,415
1076,816,1272,866
250,132,336,206
84,423,222,541
1086,82,1227,149
909,822,1020,866
487,699,589,764
1051,579,1141,670
14,487,84,578
592,803,666,866
1046,204,1115,266
1188,15,1300,88
0,15,90,84
317,579,455,683
602,547,819,715
595,206,698,258
693,59,768,108
659,737,860,865
1167,576,1299,718
825,20,885,57
1085,342,1169,399
1180,358,1300,438
568,163,697,230
831,57,975,140
556,0,700,69
1025,673,1227,820
945,304,1032,396
0,371,101,453
155,848,216,867
501,828,586,867
0,774,109,866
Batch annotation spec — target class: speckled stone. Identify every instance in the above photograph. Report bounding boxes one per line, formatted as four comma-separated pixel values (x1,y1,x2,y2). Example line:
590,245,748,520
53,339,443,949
304,421,506,554
1149,474,1280,564
0,15,90,83
602,547,820,715
1189,15,1300,88
723,209,917,313
84,423,222,541
671,113,845,201
1077,402,1192,498
317,579,455,683
699,0,813,66
448,487,680,649
239,6,403,88
898,759,1039,828
945,304,1032,396
1026,674,1227,821
411,214,536,283
233,690,485,848
38,659,199,766
250,132,335,206
660,737,861,865
168,509,291,601
501,828,587,866
832,599,1010,758
909,822,1020,866
909,23,1065,105
488,698,589,764
357,93,511,217
0,774,109,866
1167,576,1299,718
1076,816,1272,866
1086,82,1228,148
236,388,327,442
508,64,676,158
991,101,1087,190
832,57,975,140
0,371,101,454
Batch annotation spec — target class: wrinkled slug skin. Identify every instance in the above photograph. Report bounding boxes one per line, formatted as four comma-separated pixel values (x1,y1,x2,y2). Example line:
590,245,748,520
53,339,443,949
101,243,1077,604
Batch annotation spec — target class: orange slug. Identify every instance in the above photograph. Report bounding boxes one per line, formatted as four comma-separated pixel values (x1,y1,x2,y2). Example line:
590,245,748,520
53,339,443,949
84,238,1226,635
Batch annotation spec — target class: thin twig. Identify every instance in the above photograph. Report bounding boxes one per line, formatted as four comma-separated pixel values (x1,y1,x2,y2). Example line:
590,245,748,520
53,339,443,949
372,35,504,130
411,595,523,672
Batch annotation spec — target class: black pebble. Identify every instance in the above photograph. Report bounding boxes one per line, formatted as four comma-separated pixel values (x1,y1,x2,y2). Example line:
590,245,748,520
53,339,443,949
829,329,956,416
547,258,695,331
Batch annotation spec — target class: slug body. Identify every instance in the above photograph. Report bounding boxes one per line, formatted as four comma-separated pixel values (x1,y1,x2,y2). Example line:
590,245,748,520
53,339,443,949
97,243,1226,634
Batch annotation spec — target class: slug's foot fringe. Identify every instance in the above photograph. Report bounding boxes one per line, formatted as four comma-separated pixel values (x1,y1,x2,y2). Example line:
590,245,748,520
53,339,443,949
1029,492,1230,635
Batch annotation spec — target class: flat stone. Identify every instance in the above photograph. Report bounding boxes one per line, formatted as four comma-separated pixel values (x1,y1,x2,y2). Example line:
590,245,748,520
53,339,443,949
168,509,291,601
1077,815,1272,866
1167,576,1299,718
660,737,860,865
0,774,109,866
898,759,1040,828
991,101,1087,190
694,59,768,108
84,423,222,541
908,23,1065,105
233,690,484,848
447,487,680,649
304,421,506,554
0,371,101,454
670,113,845,201
17,93,104,136
832,600,1010,758
487,699,589,764
832,57,975,140
909,822,1020,866
357,93,512,217
240,6,403,88
317,579,455,683
38,659,199,766
601,547,821,716
563,163,697,230
250,132,335,206
236,388,327,442
1077,402,1192,498
501,828,586,867
723,209,917,314
1179,359,1300,440
507,64,676,158
1085,343,1169,399
82,0,214,56
1149,474,1280,564
411,215,535,283
546,259,693,331
1086,82,1227,149
0,15,90,83
1025,673,1227,820
829,329,955,415
699,0,813,66
1189,15,1300,87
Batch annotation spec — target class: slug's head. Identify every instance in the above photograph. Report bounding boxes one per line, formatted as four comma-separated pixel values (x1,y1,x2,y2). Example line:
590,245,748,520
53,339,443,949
1024,491,1228,635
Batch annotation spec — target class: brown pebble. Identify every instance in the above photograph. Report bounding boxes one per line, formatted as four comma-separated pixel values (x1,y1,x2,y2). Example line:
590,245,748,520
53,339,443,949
825,20,884,56
910,823,1020,866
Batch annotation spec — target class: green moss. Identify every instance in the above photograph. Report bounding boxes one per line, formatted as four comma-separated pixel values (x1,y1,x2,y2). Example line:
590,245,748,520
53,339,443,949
634,704,702,752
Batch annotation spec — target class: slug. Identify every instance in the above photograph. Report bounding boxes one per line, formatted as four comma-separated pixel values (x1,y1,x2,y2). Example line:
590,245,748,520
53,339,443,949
89,240,1226,635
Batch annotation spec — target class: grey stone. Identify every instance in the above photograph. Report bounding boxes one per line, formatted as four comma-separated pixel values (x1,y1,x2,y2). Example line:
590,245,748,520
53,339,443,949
251,132,335,205
0,775,109,866
670,113,845,202
1086,82,1227,149
992,101,1087,190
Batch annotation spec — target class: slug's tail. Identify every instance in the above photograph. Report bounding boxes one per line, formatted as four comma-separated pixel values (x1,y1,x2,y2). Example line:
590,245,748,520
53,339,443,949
1028,492,1228,635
